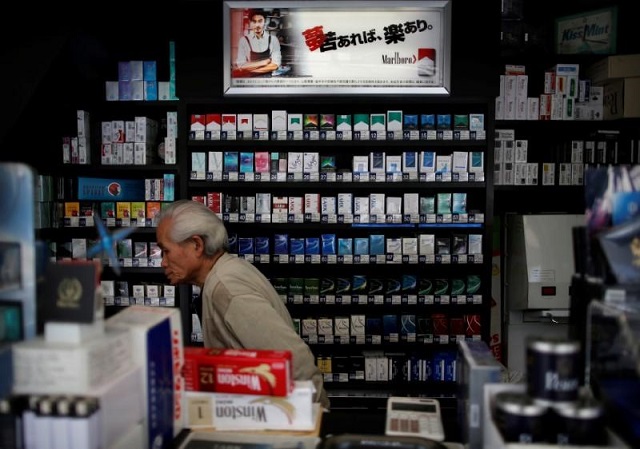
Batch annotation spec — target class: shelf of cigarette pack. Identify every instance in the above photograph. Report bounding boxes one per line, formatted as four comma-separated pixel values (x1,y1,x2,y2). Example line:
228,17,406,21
188,129,487,143
102,261,162,273
62,217,159,229
190,171,485,184
494,184,584,191
221,214,485,226
285,294,484,306
302,334,480,346
322,377,456,387
103,99,179,107
240,254,484,265
326,385,458,397
103,296,176,307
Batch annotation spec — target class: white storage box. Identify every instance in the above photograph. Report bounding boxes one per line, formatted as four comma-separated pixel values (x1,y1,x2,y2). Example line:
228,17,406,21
12,327,132,395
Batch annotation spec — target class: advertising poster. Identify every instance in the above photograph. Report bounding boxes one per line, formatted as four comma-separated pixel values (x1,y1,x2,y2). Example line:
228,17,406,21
224,1,451,95
555,7,617,55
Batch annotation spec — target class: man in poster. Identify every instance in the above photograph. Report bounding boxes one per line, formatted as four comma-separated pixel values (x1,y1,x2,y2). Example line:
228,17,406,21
233,8,284,77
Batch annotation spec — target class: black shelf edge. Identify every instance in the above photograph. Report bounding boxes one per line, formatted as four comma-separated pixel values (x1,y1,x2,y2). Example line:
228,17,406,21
188,181,486,190
219,222,485,230
182,95,494,107
102,266,165,275
494,185,584,191
187,139,486,147
57,163,179,172
37,226,158,237
101,100,179,108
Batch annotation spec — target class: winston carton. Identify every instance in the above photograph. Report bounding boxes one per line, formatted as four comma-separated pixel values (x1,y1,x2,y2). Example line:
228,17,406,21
183,347,294,397
185,380,316,431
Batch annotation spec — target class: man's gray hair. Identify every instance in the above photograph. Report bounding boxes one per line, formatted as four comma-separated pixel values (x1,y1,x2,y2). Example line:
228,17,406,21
157,199,229,255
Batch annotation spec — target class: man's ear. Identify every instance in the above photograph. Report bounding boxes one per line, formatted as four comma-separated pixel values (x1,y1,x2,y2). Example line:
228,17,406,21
192,235,206,254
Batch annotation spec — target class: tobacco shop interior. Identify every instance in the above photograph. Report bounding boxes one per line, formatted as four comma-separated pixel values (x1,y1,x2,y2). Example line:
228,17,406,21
1,0,639,448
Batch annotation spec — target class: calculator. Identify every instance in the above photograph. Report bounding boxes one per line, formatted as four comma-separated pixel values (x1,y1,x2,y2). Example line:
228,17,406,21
385,397,445,442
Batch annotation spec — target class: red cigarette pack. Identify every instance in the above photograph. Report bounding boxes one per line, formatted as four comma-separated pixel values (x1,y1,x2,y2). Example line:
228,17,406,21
183,347,293,397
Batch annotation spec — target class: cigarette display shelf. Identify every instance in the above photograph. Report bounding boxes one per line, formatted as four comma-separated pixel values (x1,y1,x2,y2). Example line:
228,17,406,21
492,121,640,218
180,96,495,399
35,96,188,339
493,39,640,217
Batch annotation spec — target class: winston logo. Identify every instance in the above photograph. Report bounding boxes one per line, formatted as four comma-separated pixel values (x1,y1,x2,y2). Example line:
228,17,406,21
217,363,277,392
381,52,417,65
215,397,296,424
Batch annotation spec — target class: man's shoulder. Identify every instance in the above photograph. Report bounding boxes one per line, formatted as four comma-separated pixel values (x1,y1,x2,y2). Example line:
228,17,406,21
208,254,251,287
217,253,252,272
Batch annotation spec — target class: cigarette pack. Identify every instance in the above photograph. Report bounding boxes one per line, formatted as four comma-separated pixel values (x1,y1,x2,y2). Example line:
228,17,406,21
183,347,294,397
253,113,272,134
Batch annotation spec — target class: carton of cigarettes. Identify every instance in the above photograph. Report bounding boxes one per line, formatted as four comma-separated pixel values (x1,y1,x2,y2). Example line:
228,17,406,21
183,347,293,397
185,380,317,431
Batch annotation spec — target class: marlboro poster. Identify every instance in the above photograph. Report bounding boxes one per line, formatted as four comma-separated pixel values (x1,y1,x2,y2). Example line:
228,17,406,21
223,1,452,96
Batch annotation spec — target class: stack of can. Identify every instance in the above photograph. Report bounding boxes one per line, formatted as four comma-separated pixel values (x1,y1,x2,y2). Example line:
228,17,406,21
493,336,607,445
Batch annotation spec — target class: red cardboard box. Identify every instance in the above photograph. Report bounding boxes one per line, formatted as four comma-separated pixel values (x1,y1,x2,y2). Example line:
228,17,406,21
183,347,293,397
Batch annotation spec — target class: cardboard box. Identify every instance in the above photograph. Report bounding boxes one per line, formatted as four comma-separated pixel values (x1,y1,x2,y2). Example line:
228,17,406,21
21,366,144,449
110,423,146,449
587,54,640,85
575,86,604,121
93,366,145,449
11,327,133,395
457,340,503,449
185,381,316,431
602,77,640,119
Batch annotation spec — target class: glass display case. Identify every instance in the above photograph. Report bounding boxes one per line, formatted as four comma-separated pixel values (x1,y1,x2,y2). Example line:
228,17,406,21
587,298,640,448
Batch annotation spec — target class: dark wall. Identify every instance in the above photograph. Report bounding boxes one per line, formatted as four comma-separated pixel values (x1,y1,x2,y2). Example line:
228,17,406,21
0,1,503,172
0,26,180,170
18,1,640,173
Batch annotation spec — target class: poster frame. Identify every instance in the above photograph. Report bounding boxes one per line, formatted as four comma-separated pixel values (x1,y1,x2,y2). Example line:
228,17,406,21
222,0,452,96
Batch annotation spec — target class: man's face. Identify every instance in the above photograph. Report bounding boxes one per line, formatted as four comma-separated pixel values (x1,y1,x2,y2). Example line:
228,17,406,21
250,14,266,36
156,219,200,285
